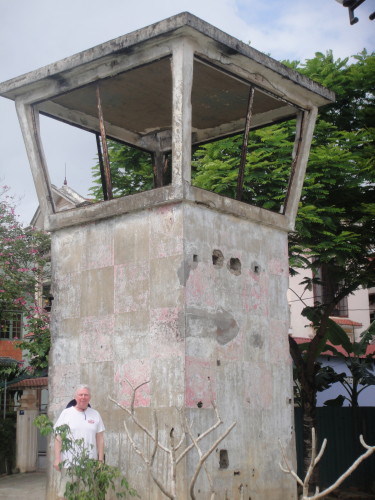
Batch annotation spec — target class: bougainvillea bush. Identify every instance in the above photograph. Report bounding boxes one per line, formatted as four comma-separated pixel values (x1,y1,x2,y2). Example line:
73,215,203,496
0,186,51,375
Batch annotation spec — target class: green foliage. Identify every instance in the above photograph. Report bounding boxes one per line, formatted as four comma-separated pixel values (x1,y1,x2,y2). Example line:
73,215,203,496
18,305,50,374
0,359,23,381
89,141,154,200
321,321,375,407
293,363,346,408
295,49,375,131
0,186,50,314
0,186,51,377
192,123,294,211
34,415,137,499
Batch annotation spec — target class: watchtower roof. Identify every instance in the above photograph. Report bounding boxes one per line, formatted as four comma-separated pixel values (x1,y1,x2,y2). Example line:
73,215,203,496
0,12,334,148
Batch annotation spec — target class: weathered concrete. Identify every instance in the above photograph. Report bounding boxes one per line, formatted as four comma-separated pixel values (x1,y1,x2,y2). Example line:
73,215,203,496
16,389,38,473
45,199,296,499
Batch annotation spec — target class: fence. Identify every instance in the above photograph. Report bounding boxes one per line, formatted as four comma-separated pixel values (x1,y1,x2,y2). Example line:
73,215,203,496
295,407,375,491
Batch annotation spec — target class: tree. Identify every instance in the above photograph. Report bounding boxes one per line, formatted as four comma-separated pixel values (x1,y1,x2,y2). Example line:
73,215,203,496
0,185,51,378
87,50,375,488
89,141,154,200
192,51,375,484
322,321,375,408
34,415,136,499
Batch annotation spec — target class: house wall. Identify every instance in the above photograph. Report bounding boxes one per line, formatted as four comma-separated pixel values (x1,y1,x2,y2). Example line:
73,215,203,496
0,340,22,361
288,270,371,338
47,199,296,500
316,356,375,407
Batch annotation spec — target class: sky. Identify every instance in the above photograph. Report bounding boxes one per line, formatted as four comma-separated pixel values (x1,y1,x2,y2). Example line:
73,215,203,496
0,0,374,225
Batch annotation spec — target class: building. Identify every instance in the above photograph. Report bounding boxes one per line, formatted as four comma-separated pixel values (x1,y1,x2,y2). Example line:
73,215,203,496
288,269,375,407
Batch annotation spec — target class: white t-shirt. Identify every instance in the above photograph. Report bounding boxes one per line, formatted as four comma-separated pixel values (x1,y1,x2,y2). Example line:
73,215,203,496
54,406,105,464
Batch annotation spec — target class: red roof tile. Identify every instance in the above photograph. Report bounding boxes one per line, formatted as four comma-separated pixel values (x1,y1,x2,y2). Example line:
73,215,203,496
8,377,48,389
292,336,375,358
330,317,362,327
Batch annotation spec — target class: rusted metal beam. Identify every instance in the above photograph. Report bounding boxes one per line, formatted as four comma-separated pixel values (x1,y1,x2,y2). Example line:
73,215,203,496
236,86,255,201
153,151,168,188
95,133,109,201
96,84,113,200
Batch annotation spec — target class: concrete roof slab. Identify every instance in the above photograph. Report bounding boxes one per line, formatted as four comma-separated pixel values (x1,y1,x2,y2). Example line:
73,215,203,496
0,12,334,150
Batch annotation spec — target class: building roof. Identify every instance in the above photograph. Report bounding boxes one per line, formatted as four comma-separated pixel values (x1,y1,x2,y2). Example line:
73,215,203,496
7,377,48,389
330,316,362,327
30,184,91,228
292,336,375,358
0,356,19,366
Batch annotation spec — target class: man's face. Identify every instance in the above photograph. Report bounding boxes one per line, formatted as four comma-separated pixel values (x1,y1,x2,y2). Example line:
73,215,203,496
75,388,91,410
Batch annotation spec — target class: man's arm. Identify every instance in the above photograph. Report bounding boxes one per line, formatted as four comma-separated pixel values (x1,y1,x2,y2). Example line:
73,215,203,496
54,436,62,471
96,431,104,462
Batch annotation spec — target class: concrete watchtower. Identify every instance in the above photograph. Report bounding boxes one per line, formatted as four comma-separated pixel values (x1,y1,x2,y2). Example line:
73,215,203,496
0,13,334,499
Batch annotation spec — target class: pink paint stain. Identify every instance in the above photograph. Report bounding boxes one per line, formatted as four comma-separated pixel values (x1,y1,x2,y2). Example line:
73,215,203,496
268,258,288,276
114,360,151,408
185,358,216,408
81,315,114,362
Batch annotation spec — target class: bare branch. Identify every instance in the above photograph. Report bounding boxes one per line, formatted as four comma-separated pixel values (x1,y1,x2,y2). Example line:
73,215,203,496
111,377,236,500
303,436,375,500
278,439,304,488
189,421,236,499
109,395,170,454
122,375,150,415
149,409,159,467
176,401,223,464
279,428,375,500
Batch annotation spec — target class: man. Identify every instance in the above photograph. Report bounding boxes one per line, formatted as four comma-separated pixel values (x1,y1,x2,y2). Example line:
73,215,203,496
54,384,105,471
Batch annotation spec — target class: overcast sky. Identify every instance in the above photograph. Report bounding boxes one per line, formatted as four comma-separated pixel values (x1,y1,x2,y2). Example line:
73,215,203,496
0,0,373,225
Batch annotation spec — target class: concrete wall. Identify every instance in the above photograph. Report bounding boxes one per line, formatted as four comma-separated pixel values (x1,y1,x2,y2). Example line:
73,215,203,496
47,199,296,499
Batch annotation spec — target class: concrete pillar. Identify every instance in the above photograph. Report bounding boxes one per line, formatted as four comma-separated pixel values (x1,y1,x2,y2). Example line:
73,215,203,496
16,388,39,472
171,38,194,187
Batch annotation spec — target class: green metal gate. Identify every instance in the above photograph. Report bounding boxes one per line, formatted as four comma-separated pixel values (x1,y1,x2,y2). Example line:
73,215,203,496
295,407,375,491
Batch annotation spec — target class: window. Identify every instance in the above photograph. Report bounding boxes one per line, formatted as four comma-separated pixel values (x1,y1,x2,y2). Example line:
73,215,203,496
369,293,375,323
0,312,23,339
313,263,348,317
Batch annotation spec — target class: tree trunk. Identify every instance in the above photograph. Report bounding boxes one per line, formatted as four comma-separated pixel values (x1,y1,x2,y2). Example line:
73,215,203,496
289,336,320,493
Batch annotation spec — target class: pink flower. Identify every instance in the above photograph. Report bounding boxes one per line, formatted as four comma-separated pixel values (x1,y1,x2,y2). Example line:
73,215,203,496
14,297,27,306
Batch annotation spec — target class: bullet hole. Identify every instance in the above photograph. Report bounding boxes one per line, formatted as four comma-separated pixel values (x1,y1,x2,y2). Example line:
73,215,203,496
228,257,241,275
217,360,221,366
234,470,240,475
219,449,229,469
197,401,203,408
212,249,224,267
252,262,260,273
193,254,198,263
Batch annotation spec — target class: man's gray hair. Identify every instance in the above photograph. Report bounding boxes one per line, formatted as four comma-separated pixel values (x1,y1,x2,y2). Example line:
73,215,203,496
75,384,91,395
